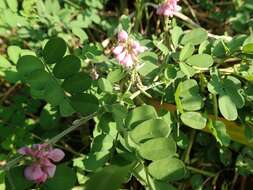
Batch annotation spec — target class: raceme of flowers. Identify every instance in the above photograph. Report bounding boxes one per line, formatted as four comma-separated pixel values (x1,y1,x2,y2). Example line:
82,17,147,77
18,144,65,183
113,30,146,68
156,0,180,17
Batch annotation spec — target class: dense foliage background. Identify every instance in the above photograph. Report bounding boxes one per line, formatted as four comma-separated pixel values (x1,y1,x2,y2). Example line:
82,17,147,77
1,0,253,190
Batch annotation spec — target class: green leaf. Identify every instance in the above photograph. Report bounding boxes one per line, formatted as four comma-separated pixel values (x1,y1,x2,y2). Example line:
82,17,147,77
42,165,76,190
180,79,203,111
120,15,131,32
6,0,18,12
181,28,208,45
84,164,133,190
16,55,44,78
43,38,67,64
70,93,99,115
148,158,186,181
171,26,183,47
53,55,81,79
91,134,114,152
198,40,210,54
59,99,75,117
218,94,238,121
6,166,33,190
130,119,171,143
150,179,177,190
27,70,50,90
62,73,92,94
0,55,12,69
208,120,230,146
125,105,157,129
138,52,158,77
7,46,21,63
164,65,177,80
44,80,65,106
98,78,113,93
243,43,253,54
186,54,214,68
139,137,176,161
72,27,88,41
179,43,195,61
107,68,126,83
181,96,203,111
180,79,202,100
207,69,224,95
181,112,207,129
179,62,196,77
223,76,245,109
84,151,110,171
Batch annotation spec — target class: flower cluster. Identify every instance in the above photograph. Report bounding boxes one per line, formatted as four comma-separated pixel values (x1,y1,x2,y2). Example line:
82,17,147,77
18,144,65,183
156,0,180,17
113,30,146,68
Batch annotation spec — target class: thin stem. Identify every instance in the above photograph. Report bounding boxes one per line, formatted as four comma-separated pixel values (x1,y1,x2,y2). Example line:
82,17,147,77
143,163,153,190
63,0,80,9
130,81,164,100
213,94,218,120
184,130,195,164
173,12,232,41
134,0,144,32
48,113,97,145
186,166,216,177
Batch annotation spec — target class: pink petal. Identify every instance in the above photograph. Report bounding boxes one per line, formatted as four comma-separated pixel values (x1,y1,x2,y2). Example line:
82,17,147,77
18,147,31,155
48,149,65,162
44,164,56,178
118,30,128,42
116,51,127,62
112,45,124,55
36,173,48,183
122,54,134,68
24,164,44,181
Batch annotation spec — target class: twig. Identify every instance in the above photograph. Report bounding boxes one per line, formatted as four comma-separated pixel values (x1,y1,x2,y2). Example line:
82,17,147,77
182,0,200,25
184,130,195,164
0,83,19,104
174,12,232,41
187,166,216,177
130,81,164,100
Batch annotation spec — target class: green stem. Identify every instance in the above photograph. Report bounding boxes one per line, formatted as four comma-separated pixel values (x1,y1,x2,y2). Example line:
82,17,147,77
213,94,218,120
134,0,144,32
186,166,216,177
143,163,153,190
119,0,127,14
184,130,195,164
64,0,80,9
130,81,164,100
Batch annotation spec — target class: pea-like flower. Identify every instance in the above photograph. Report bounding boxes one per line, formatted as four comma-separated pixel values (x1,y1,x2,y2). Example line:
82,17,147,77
113,30,146,68
156,0,180,17
18,144,65,183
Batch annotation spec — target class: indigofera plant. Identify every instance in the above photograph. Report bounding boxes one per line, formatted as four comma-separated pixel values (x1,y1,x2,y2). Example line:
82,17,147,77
2,0,253,190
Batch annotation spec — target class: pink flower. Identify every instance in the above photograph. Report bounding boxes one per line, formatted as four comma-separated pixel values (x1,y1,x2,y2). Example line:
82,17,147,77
157,0,180,17
18,144,65,183
113,30,146,68
118,30,128,42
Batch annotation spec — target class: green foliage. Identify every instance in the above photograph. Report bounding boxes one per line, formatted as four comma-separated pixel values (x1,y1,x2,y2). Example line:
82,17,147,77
42,165,76,190
43,38,67,64
2,1,253,189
